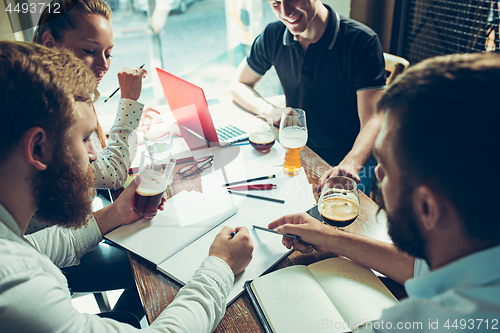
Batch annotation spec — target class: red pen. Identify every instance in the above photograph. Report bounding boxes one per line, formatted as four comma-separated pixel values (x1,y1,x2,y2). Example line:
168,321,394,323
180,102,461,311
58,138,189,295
226,184,277,191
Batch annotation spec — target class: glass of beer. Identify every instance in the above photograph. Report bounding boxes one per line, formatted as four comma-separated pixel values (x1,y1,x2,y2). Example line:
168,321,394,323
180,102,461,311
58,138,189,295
133,152,176,218
318,176,360,228
249,115,276,153
279,108,308,176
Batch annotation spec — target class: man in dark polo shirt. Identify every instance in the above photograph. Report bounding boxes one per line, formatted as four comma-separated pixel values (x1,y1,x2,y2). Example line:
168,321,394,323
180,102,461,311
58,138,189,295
230,0,386,194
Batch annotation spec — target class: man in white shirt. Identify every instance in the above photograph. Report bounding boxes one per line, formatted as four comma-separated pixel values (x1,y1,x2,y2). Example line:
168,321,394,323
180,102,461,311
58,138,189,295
0,41,253,332
269,52,500,331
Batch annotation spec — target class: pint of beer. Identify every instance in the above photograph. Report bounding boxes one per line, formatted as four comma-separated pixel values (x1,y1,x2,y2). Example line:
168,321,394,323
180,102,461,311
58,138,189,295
133,152,176,218
318,176,360,227
279,108,308,176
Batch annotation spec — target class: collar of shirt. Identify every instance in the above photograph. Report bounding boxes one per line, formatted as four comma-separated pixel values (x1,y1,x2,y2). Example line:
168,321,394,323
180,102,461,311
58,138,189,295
0,203,23,239
282,4,340,51
405,244,500,299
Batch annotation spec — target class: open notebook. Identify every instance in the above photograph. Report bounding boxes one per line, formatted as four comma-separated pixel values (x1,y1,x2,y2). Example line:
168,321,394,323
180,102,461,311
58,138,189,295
107,142,318,304
105,190,237,265
246,257,398,333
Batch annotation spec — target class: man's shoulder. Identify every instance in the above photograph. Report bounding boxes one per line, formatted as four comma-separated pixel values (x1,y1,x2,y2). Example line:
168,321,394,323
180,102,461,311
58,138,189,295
338,15,379,39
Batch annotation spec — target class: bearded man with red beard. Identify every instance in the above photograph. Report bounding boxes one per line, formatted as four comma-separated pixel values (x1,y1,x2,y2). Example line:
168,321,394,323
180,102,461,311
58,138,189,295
0,41,253,332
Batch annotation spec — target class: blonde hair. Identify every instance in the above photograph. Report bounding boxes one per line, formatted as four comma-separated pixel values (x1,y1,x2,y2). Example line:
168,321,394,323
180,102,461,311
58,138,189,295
33,0,112,45
33,0,111,148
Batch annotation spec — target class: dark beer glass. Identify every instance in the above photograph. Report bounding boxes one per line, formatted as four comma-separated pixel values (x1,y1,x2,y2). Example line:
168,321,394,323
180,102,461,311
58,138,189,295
318,176,360,227
249,115,276,153
133,152,176,218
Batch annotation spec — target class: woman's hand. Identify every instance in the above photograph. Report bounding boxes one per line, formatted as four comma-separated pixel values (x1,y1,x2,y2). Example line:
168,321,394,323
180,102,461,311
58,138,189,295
118,66,147,101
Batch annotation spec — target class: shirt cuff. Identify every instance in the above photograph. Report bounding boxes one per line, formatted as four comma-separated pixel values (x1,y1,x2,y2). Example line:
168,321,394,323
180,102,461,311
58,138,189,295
194,256,234,296
114,99,144,129
72,215,103,257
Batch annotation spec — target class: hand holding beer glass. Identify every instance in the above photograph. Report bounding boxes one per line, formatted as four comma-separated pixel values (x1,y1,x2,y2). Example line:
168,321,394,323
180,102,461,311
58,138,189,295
133,151,176,219
279,108,307,176
318,176,360,228
249,115,275,153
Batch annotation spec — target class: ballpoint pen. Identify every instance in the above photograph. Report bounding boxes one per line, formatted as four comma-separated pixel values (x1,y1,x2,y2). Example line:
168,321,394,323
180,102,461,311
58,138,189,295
227,190,285,204
252,225,300,239
222,175,276,187
226,184,277,191
104,64,145,103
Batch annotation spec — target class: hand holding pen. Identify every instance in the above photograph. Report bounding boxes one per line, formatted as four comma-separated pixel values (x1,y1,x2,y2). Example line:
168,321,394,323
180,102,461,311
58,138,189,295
267,212,334,254
209,226,254,276
105,64,146,102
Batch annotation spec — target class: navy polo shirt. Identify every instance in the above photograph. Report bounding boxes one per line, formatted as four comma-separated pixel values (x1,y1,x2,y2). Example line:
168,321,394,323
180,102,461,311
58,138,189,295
246,6,386,166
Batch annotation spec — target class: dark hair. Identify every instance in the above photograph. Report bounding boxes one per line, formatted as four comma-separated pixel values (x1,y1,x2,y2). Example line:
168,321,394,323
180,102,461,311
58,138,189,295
33,0,112,45
0,41,98,163
377,52,500,246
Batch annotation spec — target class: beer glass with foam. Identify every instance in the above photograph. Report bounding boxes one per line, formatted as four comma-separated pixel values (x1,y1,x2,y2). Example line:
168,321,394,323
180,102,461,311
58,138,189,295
249,115,276,153
318,176,360,227
133,152,176,218
279,108,308,176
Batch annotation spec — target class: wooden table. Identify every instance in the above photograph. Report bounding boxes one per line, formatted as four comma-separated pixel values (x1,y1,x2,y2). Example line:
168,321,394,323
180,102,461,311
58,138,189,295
128,143,406,330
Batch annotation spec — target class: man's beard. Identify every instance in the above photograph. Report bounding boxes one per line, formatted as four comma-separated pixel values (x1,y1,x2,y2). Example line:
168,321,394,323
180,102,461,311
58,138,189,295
377,183,429,263
32,145,96,229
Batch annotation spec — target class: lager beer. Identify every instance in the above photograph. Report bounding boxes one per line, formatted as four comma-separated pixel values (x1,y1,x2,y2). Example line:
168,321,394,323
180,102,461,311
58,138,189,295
279,126,308,175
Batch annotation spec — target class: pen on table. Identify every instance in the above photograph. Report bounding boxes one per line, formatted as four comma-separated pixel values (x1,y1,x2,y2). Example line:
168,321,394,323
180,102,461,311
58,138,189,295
226,184,277,191
222,174,276,187
252,225,300,239
104,64,145,103
227,190,285,204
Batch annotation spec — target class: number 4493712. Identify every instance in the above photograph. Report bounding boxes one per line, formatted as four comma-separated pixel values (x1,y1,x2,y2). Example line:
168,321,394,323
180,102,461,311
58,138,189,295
5,2,60,14
444,319,498,330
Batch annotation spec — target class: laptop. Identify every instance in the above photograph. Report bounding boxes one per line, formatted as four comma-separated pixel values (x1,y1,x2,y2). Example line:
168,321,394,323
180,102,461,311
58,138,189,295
156,68,248,147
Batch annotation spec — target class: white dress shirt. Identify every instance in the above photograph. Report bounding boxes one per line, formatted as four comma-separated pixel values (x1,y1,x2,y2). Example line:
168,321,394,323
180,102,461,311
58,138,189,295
360,248,500,332
0,204,234,332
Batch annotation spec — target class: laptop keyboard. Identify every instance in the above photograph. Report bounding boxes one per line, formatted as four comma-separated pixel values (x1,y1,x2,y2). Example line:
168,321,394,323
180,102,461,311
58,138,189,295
216,124,247,141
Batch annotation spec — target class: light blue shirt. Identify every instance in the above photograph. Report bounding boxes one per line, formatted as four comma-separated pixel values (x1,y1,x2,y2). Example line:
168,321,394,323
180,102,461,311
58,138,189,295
361,245,500,332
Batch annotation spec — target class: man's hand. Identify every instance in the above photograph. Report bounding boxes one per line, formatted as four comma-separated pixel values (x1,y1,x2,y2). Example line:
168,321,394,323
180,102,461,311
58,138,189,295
209,226,254,276
316,163,362,193
95,177,144,235
118,67,147,101
268,213,339,254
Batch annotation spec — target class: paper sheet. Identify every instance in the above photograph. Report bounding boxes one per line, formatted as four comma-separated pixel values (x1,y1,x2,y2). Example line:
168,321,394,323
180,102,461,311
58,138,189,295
105,190,237,264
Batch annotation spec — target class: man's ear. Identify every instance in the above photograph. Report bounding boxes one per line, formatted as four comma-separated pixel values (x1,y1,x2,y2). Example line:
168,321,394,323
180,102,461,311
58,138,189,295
412,186,441,231
41,31,57,48
23,127,50,171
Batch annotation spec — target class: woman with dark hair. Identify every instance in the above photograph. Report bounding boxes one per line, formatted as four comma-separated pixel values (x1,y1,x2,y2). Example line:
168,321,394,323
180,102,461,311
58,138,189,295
29,0,147,324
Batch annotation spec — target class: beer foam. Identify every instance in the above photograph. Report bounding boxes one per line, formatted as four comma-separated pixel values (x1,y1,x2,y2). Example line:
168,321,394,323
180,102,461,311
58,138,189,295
279,126,308,148
249,132,275,144
320,197,359,221
137,169,167,196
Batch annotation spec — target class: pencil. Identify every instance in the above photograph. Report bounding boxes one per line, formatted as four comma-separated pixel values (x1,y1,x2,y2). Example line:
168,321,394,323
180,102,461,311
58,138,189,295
227,190,284,204
222,174,276,187
104,64,145,103
252,225,300,239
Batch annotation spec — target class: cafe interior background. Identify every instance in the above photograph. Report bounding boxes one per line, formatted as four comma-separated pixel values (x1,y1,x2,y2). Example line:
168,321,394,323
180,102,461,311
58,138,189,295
2,0,499,320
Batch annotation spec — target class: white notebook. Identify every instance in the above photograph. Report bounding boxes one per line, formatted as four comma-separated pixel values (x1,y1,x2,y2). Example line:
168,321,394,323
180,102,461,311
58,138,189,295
105,190,238,265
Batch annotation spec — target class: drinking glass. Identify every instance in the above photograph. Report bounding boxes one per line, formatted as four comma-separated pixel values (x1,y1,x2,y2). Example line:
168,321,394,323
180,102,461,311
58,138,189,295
318,176,360,227
279,108,308,176
133,151,176,218
144,131,173,158
249,115,276,153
